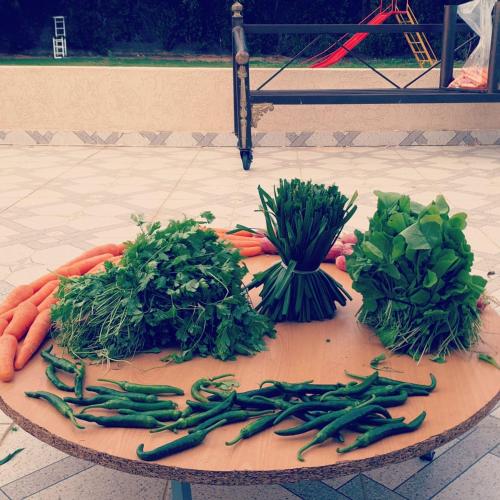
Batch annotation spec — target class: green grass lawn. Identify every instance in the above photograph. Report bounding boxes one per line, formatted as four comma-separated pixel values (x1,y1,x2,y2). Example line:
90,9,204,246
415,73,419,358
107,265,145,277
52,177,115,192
0,56,439,69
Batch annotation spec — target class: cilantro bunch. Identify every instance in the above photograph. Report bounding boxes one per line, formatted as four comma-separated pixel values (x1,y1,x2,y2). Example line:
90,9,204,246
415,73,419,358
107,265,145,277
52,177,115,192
347,192,487,359
52,213,275,362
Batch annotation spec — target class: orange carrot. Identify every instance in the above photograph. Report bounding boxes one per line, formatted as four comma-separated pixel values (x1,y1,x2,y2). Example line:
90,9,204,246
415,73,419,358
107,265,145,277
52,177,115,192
62,253,115,276
0,334,18,382
30,273,59,293
38,292,58,312
115,242,126,254
15,309,52,370
0,308,15,323
0,284,34,315
87,255,122,274
29,280,59,307
223,239,264,249
0,318,8,336
4,302,39,341
62,243,123,267
230,230,254,238
238,246,263,257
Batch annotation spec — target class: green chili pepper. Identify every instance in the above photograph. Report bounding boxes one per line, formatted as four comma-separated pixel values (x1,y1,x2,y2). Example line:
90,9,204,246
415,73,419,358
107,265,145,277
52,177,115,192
320,371,379,399
137,420,228,461
81,399,177,413
74,362,85,399
189,410,273,433
64,394,128,406
181,406,194,418
0,448,24,466
186,400,214,412
364,384,429,398
86,386,159,403
238,386,283,399
337,411,427,454
275,396,378,436
41,346,77,373
345,371,437,392
118,409,182,422
259,380,344,395
297,405,392,461
25,391,84,429
234,394,281,410
152,392,236,433
191,374,236,403
45,364,74,392
77,413,163,428
249,396,294,410
226,413,278,446
368,391,409,408
273,400,354,425
360,416,405,426
98,378,184,396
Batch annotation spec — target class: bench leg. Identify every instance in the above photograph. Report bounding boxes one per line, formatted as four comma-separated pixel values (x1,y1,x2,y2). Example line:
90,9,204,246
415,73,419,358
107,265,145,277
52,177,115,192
171,480,192,500
420,450,436,462
236,64,253,170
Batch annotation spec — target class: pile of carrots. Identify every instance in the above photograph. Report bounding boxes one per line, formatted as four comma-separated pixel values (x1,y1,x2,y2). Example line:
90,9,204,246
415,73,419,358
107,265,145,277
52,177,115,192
0,243,125,383
212,228,272,258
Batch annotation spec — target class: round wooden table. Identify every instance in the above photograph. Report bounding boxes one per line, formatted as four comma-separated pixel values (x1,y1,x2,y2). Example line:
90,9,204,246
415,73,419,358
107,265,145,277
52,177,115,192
1,256,499,496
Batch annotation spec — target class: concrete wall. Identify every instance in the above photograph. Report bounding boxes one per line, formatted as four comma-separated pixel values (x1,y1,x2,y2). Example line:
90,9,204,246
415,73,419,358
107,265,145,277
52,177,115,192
1,66,499,132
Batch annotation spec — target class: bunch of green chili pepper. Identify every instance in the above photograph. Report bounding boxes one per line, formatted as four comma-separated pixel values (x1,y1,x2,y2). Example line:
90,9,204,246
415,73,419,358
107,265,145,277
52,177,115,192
132,371,434,462
25,360,434,463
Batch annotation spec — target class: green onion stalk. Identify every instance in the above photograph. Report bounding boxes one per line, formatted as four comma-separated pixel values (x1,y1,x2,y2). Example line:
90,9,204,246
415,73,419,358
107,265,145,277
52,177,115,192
248,179,357,322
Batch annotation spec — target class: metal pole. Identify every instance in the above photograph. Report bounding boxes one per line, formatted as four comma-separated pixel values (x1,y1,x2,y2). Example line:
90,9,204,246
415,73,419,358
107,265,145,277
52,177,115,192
487,1,500,93
439,4,457,88
171,481,192,500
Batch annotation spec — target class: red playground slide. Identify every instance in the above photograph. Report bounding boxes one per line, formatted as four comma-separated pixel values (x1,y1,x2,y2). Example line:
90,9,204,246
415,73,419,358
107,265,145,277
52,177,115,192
312,11,393,68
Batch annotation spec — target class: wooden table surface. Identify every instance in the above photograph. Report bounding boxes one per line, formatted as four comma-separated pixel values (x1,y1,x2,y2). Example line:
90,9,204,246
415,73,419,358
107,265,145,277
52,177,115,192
1,256,499,485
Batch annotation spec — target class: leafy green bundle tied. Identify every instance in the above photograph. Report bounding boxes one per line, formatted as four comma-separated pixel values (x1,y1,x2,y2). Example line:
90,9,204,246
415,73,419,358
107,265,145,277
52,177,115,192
347,192,487,358
248,179,357,322
52,213,275,362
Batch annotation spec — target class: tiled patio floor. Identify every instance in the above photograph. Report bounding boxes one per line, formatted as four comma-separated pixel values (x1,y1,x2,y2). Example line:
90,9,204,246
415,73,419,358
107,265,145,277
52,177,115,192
0,145,499,499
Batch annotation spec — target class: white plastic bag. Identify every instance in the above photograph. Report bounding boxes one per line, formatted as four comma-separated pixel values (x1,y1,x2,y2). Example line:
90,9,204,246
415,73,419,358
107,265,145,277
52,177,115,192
450,0,496,89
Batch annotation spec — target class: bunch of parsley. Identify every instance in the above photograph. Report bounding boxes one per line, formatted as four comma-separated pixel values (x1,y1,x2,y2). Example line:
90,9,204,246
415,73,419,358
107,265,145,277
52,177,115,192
52,213,275,362
347,192,486,359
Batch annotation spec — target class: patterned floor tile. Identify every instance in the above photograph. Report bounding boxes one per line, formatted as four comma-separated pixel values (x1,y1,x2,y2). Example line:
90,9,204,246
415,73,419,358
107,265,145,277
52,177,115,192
0,427,67,487
282,480,347,499
25,465,167,500
191,484,300,500
395,416,500,499
433,454,500,500
2,457,94,500
338,474,405,499
0,145,499,497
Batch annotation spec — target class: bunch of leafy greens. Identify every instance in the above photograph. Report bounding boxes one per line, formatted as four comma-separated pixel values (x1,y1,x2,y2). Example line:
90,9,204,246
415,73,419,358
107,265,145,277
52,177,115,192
51,213,275,362
248,178,357,322
347,192,486,359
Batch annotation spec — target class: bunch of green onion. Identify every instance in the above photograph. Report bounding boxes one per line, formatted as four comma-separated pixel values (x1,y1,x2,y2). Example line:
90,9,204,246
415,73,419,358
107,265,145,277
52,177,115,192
248,179,357,322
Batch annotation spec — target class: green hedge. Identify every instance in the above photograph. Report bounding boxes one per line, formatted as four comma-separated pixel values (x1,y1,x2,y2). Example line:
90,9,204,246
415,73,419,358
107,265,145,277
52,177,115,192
0,1,457,57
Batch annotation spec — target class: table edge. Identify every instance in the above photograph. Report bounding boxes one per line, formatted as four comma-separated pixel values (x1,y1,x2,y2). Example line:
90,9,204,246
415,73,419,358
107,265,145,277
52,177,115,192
1,390,498,485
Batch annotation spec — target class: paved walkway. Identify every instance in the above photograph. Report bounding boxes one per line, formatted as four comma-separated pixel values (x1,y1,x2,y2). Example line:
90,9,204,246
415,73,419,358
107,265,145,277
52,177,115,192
0,145,499,499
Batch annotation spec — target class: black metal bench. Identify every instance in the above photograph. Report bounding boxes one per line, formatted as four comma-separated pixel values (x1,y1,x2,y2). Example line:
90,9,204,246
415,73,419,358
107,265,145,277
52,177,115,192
231,1,500,170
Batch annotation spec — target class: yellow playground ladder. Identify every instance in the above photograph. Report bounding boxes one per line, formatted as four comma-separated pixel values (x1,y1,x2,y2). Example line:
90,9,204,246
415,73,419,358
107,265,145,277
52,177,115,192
395,4,437,68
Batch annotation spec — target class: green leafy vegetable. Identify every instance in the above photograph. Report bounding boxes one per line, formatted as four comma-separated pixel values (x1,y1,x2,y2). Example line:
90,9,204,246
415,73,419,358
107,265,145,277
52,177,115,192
478,353,500,369
247,179,357,322
52,213,275,362
370,353,386,369
348,192,486,358
430,355,447,364
0,448,24,466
